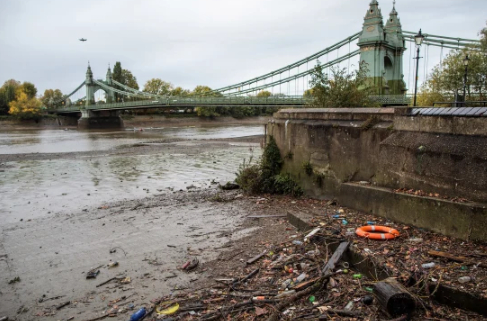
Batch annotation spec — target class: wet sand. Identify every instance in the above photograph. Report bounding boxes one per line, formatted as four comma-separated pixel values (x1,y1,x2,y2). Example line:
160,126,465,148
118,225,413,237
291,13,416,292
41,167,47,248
0,121,269,319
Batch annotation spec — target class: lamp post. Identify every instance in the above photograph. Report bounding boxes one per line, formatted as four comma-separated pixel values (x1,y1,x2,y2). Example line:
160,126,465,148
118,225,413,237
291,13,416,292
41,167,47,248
463,55,470,106
413,29,424,107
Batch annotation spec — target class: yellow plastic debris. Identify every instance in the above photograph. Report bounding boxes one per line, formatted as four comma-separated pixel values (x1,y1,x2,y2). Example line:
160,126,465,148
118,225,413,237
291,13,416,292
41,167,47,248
156,302,179,315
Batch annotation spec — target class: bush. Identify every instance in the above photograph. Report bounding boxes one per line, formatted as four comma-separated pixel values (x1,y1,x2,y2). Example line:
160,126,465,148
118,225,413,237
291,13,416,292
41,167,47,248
273,174,303,197
235,158,261,194
235,135,303,197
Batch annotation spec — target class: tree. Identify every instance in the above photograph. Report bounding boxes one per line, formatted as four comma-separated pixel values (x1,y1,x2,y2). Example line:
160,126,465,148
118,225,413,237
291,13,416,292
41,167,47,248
417,23,487,105
256,90,271,98
171,86,191,97
143,78,174,96
112,62,124,102
20,82,37,99
9,87,43,119
122,69,139,90
418,49,487,105
41,89,64,109
191,85,216,97
0,79,21,114
308,60,374,107
480,21,487,52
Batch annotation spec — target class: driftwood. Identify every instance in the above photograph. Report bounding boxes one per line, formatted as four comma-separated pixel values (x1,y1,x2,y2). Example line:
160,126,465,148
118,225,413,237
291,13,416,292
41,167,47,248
318,309,362,318
427,250,468,263
246,251,267,265
239,268,260,283
96,276,125,287
428,250,486,268
374,277,415,318
246,215,287,218
322,241,349,274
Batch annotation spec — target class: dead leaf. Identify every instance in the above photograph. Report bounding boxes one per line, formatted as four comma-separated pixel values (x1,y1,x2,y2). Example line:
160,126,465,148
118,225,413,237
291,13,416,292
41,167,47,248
255,307,268,316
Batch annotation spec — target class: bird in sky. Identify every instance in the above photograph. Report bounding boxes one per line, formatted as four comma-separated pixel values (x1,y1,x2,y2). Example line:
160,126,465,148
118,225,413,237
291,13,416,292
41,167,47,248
79,38,87,42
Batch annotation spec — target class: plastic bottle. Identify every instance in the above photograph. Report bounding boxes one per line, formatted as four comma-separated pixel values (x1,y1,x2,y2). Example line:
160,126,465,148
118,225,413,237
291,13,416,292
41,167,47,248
130,307,146,321
458,276,471,283
296,273,306,283
422,262,435,269
281,279,293,289
366,221,376,225
107,261,119,268
344,301,354,311
408,237,423,243
292,240,303,246
275,290,296,299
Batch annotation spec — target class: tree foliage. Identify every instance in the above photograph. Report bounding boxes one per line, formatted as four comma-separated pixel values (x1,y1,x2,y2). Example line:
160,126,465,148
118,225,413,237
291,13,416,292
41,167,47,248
143,78,174,96
171,86,191,97
122,69,139,90
41,89,64,108
256,90,271,98
9,85,43,119
307,61,374,107
0,79,21,115
417,22,487,105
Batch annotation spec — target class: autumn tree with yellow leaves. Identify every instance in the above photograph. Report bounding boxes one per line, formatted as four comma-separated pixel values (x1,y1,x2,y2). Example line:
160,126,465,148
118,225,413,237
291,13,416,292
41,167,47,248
8,82,43,119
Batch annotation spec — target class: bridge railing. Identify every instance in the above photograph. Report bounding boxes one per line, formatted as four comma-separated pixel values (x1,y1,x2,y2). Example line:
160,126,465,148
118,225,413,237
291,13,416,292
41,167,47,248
52,96,309,112
51,95,413,112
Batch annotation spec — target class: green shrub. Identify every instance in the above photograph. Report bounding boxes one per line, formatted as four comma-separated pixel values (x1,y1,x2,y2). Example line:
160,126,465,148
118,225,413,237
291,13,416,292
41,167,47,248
235,135,303,197
273,174,303,197
235,158,261,194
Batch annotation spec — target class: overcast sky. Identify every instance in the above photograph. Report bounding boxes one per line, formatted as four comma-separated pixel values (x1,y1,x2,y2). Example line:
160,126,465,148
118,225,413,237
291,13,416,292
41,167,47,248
0,0,485,97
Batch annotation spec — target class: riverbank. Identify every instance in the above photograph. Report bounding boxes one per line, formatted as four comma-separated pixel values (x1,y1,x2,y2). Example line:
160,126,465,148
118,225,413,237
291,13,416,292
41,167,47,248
0,115,270,130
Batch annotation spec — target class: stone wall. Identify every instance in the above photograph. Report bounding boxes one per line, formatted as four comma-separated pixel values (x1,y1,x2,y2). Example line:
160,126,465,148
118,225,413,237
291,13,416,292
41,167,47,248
268,108,487,241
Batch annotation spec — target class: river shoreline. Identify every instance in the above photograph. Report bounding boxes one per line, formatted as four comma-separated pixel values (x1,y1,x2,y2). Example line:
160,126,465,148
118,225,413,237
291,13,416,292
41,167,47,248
0,115,270,130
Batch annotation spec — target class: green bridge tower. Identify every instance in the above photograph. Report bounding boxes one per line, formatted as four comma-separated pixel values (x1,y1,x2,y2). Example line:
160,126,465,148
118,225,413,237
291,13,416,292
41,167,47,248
358,0,407,95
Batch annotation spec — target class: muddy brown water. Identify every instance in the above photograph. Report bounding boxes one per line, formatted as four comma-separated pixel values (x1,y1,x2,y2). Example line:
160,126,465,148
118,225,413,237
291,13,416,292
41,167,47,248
0,125,264,320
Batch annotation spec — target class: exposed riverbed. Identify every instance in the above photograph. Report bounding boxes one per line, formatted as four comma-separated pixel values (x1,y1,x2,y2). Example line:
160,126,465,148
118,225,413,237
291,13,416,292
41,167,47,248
0,122,267,319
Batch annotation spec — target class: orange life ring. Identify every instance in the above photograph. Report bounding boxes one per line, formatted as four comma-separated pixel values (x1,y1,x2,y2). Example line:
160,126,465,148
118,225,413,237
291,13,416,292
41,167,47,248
355,225,400,240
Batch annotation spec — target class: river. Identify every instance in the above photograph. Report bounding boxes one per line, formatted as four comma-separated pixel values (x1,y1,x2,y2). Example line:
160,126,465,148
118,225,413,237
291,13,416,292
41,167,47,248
0,125,263,225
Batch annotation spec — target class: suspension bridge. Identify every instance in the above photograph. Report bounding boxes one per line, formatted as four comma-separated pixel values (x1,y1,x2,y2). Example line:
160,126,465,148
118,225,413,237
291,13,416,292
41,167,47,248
48,1,480,128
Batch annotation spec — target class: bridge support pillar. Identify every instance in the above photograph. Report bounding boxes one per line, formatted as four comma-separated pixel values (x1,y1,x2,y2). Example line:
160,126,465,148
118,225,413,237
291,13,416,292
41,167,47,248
78,109,124,129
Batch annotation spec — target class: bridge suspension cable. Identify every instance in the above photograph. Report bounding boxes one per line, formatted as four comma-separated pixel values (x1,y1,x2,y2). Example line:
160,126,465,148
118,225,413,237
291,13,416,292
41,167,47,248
225,49,360,96
53,81,85,104
93,80,149,99
212,32,361,94
111,80,164,99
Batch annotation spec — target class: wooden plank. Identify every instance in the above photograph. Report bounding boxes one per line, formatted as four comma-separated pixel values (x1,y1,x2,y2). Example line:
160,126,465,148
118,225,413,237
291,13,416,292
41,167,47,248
246,251,267,265
246,215,287,219
428,250,468,263
322,241,349,275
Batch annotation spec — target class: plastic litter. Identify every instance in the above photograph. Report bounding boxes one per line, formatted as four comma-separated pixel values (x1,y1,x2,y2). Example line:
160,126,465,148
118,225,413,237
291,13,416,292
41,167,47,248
458,276,472,283
156,303,180,315
422,262,436,269
275,290,296,299
130,307,146,321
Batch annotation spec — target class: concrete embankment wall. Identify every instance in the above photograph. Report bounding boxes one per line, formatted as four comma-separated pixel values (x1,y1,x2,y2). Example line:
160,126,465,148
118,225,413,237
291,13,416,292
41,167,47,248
268,108,487,241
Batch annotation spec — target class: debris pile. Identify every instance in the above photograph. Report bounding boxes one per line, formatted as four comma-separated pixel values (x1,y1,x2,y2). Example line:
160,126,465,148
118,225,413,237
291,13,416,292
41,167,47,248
102,218,486,321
